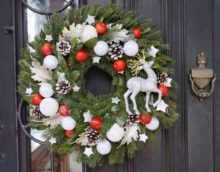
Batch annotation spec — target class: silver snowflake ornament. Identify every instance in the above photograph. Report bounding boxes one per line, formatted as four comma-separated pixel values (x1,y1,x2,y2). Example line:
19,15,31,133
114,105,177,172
83,147,93,157
139,133,148,142
111,97,120,104
25,87,33,95
45,35,53,42
156,100,169,113
85,15,95,25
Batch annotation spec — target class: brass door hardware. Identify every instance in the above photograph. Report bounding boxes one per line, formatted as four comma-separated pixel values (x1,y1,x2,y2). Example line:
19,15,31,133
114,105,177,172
189,52,216,102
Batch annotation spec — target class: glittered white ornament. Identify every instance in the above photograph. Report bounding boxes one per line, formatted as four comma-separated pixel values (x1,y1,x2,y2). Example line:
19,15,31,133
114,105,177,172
106,123,124,142
94,41,108,56
43,55,58,70
96,139,112,155
145,116,159,131
39,83,54,98
61,116,76,130
81,25,98,43
123,40,139,56
39,98,59,117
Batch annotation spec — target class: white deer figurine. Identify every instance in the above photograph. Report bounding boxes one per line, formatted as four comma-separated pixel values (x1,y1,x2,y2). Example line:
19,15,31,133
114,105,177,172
124,58,162,115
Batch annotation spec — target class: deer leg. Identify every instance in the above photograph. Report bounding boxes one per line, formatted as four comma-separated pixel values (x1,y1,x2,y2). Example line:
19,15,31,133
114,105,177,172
153,88,162,107
145,92,151,112
124,90,132,115
130,91,140,115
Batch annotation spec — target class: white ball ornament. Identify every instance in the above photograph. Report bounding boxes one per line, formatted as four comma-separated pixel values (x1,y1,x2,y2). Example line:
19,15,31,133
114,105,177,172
106,123,124,142
61,116,76,130
94,41,108,56
39,83,54,98
81,25,98,43
123,40,139,56
43,55,58,70
146,116,160,131
39,98,59,117
96,139,112,155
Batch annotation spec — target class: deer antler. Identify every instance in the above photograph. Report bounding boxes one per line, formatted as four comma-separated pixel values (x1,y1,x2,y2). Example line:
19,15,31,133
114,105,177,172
127,50,147,76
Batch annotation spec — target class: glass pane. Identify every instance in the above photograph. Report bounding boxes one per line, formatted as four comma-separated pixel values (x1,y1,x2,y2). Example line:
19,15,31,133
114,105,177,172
27,0,72,13
27,9,47,42
25,1,82,171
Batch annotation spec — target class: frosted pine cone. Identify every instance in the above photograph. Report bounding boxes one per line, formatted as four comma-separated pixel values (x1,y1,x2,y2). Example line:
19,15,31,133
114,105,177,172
55,78,72,95
30,105,43,120
107,40,124,60
85,128,100,145
157,72,168,84
127,114,139,125
56,40,71,56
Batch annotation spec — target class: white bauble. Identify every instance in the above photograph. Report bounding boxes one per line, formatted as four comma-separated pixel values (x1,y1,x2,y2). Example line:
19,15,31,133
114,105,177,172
81,25,98,43
94,41,108,56
39,98,59,117
43,55,58,70
146,116,160,131
61,116,76,130
106,123,124,142
39,83,54,98
123,40,139,56
96,139,112,155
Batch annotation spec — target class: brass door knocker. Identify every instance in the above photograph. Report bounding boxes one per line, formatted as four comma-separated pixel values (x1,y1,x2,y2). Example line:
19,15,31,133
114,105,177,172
189,52,216,102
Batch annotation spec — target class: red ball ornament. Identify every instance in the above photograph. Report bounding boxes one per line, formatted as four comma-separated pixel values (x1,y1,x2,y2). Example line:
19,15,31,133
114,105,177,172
113,60,126,72
159,84,169,97
59,105,69,116
133,27,142,38
90,117,102,130
66,130,74,137
139,113,153,124
75,50,88,62
41,43,53,56
32,93,43,105
95,22,108,35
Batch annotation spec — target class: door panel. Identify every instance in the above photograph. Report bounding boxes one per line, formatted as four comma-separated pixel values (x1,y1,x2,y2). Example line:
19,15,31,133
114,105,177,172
186,1,214,172
213,1,220,172
0,0,18,172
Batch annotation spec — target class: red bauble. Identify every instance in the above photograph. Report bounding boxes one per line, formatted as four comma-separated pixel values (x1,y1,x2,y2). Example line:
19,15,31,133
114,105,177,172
95,22,108,35
159,84,169,97
75,50,88,62
90,117,102,130
139,113,153,124
66,130,74,137
133,27,142,38
41,43,53,56
59,105,69,116
32,93,43,105
113,60,126,72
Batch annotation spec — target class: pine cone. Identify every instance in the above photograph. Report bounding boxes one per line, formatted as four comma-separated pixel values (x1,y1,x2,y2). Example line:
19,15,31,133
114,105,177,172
157,72,168,84
30,105,43,120
56,79,72,95
108,40,124,60
127,114,139,125
56,40,71,56
85,128,100,145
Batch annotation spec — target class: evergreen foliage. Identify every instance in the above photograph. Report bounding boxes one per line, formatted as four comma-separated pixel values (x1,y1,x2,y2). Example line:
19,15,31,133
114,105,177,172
18,4,178,167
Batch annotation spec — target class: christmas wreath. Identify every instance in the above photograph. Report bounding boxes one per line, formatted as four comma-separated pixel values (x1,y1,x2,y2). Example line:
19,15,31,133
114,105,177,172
18,4,178,167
